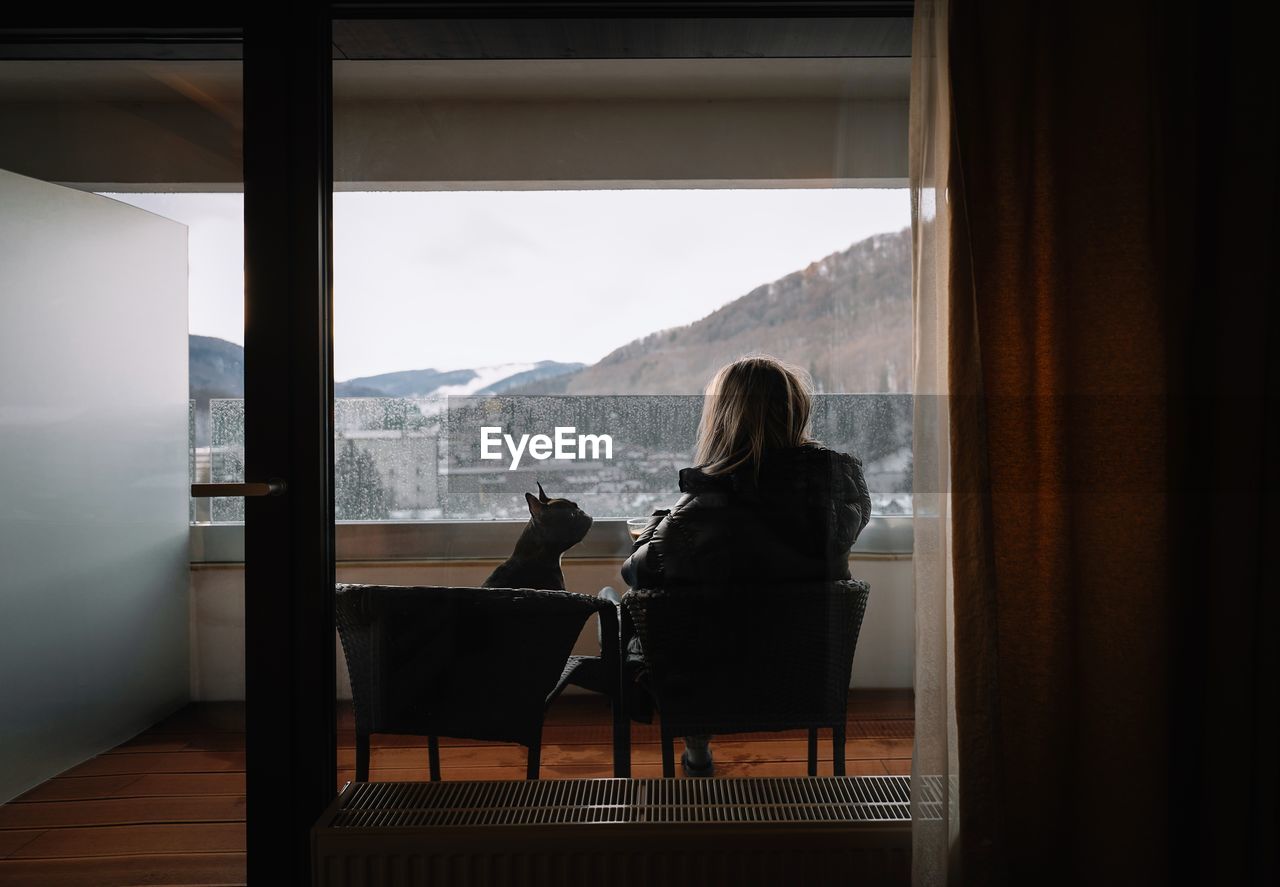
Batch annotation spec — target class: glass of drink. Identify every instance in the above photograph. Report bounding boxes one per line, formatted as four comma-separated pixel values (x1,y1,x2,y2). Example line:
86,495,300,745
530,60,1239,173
627,517,650,542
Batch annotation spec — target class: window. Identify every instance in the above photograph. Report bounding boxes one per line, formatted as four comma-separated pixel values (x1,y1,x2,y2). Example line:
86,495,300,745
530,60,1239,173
333,188,912,522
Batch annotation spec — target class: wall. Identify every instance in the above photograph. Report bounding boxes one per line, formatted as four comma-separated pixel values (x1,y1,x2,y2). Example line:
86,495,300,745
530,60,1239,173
189,554,913,701
334,98,907,188
0,168,190,803
0,97,905,191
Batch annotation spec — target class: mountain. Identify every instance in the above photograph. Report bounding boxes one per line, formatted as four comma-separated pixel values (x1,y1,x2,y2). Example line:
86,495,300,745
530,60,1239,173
335,361,584,397
476,361,587,394
189,335,245,443
334,367,478,397
514,227,912,395
188,225,910,433
190,335,244,399
188,339,582,402
187,337,583,441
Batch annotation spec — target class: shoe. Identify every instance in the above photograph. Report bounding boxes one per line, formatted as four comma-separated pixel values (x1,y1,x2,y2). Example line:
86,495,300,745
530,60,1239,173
680,749,714,777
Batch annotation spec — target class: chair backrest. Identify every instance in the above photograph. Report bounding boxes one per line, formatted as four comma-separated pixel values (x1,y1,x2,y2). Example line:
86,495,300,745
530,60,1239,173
622,579,870,738
335,584,607,746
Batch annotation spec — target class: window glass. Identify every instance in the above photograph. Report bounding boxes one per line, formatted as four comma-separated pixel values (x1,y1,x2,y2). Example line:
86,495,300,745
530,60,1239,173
331,188,912,520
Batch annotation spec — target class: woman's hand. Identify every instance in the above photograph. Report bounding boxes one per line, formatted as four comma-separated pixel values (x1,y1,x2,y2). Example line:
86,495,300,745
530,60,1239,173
633,509,669,549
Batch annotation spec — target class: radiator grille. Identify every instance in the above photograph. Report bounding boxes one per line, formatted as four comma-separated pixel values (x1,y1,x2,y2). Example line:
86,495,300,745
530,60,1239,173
330,776,911,828
912,773,949,821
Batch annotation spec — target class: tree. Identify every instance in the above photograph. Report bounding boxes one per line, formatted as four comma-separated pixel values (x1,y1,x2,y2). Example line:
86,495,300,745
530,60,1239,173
335,439,391,520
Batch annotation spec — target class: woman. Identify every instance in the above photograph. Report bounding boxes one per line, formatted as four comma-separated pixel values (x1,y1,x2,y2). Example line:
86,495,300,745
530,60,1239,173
615,355,872,776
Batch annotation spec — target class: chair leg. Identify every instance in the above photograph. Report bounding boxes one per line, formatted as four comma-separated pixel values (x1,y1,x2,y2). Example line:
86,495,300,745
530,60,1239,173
807,728,819,777
356,733,370,782
612,692,631,778
661,729,675,778
428,735,441,782
601,600,630,777
527,735,541,780
833,724,846,776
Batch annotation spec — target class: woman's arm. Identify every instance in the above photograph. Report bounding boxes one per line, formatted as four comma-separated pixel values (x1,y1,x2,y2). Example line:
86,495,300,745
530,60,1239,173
620,508,672,588
631,508,669,549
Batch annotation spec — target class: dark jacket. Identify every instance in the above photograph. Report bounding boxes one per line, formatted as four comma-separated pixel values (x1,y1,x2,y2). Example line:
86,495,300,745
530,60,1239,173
620,443,872,589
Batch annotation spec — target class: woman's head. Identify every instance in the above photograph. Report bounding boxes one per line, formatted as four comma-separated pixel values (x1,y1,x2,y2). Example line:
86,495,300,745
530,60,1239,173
694,355,814,476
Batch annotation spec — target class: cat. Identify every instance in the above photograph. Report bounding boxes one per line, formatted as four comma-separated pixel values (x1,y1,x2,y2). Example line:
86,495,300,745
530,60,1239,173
481,483,593,591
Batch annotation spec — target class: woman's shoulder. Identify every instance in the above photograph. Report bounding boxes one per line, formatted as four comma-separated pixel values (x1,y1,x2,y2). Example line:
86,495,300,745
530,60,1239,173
752,444,865,501
766,443,862,475
676,465,732,496
670,445,864,504
798,441,859,462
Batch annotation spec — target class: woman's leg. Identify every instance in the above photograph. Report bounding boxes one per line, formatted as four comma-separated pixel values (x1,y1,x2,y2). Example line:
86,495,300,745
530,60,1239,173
596,586,622,648
682,734,713,774
598,586,656,723
598,585,623,605
598,585,644,657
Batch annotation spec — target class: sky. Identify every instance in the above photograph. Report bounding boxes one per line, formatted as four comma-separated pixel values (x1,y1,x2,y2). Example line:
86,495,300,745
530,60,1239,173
107,189,909,381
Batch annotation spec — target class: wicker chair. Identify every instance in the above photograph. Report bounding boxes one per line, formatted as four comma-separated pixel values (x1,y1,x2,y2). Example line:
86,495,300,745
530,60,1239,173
335,583,626,781
622,579,871,778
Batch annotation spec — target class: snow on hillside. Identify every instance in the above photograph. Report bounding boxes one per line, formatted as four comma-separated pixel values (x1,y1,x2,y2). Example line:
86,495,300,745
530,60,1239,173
433,363,540,397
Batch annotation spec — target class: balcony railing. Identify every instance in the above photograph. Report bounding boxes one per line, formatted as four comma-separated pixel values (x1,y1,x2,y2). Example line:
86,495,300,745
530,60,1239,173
189,393,913,555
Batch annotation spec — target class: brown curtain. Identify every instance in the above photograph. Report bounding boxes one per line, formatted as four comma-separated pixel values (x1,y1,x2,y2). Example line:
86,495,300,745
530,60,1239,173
945,1,1277,884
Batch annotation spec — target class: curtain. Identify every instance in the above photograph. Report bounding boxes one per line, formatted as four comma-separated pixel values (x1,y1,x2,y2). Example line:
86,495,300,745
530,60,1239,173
948,0,1175,877
907,0,963,883
911,0,1278,884
916,0,1177,881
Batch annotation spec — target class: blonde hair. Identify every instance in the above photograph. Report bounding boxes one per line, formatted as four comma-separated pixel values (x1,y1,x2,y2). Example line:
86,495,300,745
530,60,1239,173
694,355,815,477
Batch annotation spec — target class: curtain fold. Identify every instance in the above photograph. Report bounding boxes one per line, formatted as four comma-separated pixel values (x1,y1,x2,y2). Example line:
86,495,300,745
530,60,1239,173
907,1,964,883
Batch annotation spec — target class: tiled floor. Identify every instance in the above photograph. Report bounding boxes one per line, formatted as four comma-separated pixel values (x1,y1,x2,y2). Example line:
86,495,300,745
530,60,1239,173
0,690,912,886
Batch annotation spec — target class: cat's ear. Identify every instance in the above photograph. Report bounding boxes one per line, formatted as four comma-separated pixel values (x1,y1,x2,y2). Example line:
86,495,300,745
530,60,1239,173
525,491,544,516
537,482,550,503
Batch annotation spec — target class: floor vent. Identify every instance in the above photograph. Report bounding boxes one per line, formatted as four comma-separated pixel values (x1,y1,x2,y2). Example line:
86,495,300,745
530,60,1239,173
314,777,911,886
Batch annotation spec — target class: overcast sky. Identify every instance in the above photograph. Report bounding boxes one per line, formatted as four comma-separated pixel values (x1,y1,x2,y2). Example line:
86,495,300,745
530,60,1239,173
109,189,909,380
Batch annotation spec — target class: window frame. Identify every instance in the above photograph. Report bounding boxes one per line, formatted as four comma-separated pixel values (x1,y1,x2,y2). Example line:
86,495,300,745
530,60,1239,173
188,513,913,563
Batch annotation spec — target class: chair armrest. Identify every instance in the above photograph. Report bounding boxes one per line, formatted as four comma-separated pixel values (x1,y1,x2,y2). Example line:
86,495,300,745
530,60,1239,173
598,601,621,679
